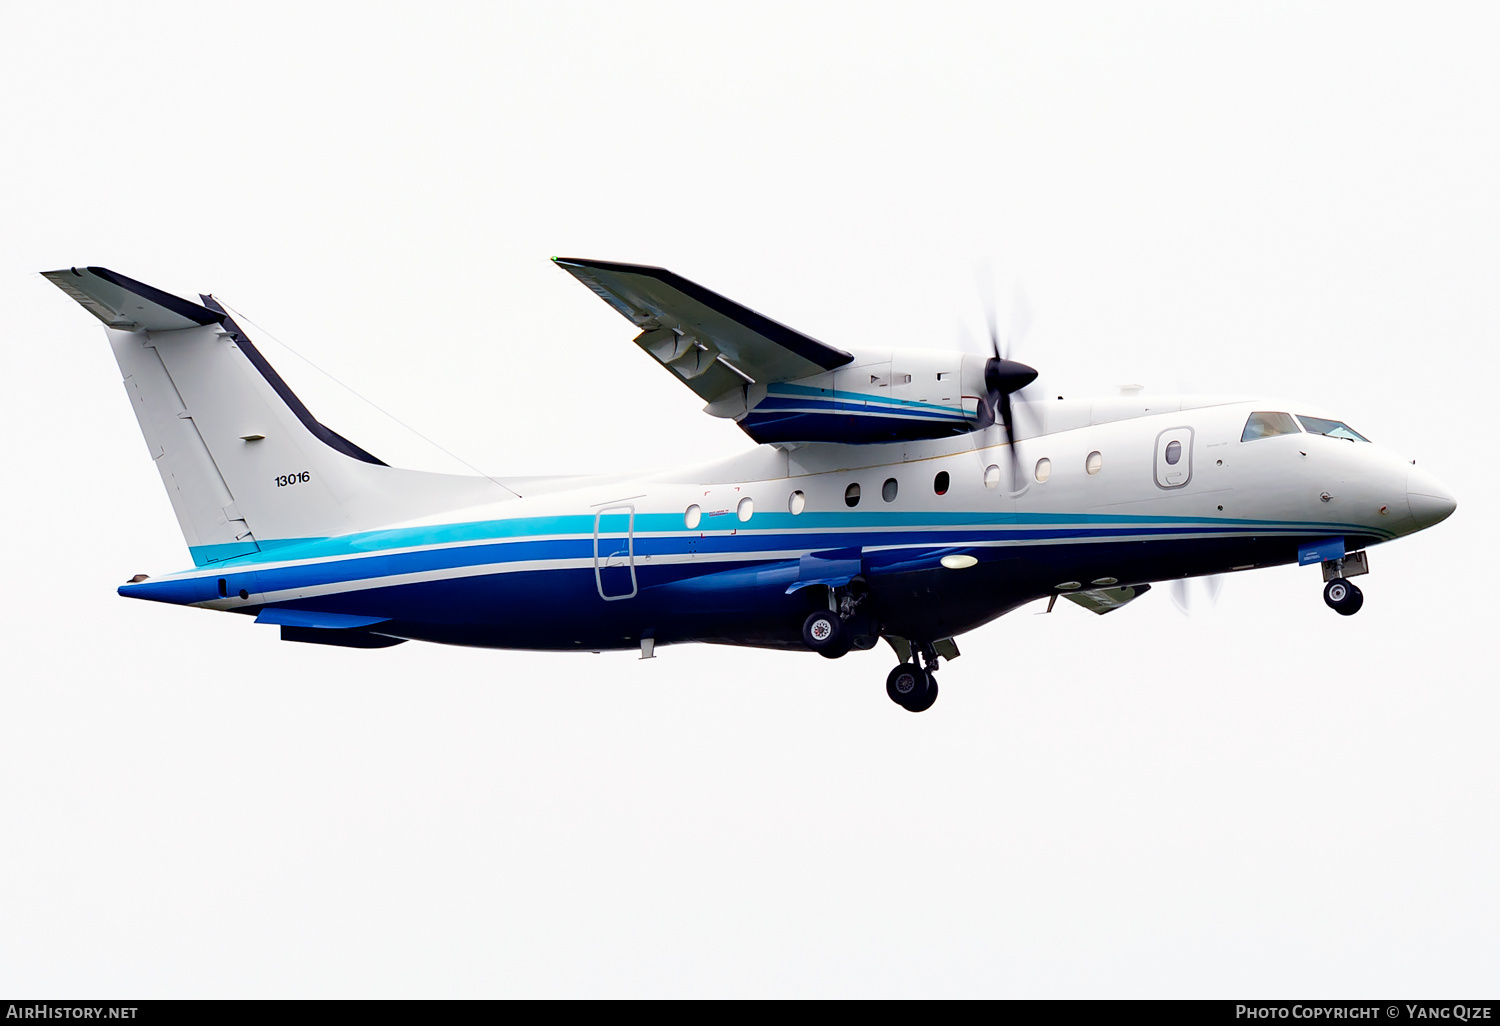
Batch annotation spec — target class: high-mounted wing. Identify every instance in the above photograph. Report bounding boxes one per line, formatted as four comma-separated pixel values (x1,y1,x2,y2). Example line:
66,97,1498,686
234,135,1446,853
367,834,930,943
554,258,854,402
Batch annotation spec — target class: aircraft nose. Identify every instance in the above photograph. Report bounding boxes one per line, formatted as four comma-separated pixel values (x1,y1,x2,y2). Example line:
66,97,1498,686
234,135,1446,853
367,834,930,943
1406,465,1457,530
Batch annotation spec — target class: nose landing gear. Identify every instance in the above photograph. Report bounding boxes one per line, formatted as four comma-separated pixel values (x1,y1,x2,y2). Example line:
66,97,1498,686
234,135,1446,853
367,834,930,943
1320,550,1369,616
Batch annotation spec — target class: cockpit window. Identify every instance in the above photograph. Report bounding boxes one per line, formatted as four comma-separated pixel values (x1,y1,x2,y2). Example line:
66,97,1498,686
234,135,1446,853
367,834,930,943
1241,411,1300,442
1296,415,1370,442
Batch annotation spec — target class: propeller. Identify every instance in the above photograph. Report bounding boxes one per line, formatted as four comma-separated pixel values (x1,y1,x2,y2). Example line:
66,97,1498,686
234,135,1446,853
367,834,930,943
1169,575,1225,616
973,276,1039,488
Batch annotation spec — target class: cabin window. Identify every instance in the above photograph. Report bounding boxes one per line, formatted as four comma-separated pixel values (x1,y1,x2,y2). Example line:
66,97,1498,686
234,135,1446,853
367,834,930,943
845,483,861,508
789,490,806,515
1241,411,1300,442
984,464,1001,489
1086,451,1103,475
882,478,899,502
1035,458,1052,483
933,471,950,496
1296,415,1370,442
684,504,701,529
1165,441,1182,465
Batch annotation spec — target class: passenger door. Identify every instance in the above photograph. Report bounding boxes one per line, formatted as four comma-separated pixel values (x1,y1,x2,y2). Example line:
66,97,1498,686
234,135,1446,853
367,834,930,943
593,504,637,600
1154,427,1194,489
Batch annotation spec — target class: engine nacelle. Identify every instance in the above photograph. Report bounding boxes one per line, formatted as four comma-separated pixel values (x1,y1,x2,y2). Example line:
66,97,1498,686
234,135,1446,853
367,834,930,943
705,348,991,445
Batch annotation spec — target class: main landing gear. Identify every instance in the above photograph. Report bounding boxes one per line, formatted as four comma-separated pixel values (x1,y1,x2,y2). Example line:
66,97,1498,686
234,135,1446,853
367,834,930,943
799,584,941,712
800,583,877,660
886,648,939,713
1321,550,1369,616
802,608,849,658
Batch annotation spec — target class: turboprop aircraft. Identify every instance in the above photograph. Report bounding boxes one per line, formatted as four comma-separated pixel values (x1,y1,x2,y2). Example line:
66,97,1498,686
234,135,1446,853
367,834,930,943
44,260,1456,712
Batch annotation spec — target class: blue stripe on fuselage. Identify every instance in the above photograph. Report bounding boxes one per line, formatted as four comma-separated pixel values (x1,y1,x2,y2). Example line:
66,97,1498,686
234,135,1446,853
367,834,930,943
128,508,1396,610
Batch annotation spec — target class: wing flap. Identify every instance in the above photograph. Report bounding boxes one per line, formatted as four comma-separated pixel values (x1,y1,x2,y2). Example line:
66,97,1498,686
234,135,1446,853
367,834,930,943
555,258,853,401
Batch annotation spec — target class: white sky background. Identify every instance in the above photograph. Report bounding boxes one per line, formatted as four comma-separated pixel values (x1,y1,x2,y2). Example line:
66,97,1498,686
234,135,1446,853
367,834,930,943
1,1,1496,998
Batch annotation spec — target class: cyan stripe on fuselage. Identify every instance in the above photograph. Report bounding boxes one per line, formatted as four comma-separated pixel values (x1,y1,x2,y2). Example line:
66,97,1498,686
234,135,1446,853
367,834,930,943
190,509,1395,567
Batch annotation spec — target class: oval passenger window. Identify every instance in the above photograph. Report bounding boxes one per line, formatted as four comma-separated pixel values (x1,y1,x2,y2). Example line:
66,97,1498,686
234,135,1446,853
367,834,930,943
1086,451,1103,475
737,496,754,522
1165,441,1182,466
789,490,806,515
933,471,949,496
984,465,1001,489
1035,458,1051,483
882,478,898,502
845,483,861,508
684,504,701,529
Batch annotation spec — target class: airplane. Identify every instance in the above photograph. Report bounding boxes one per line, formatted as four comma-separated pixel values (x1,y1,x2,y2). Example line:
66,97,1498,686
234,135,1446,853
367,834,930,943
43,260,1457,712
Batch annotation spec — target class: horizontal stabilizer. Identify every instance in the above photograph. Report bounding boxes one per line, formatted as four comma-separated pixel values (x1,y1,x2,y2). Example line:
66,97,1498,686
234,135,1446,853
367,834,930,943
42,266,220,332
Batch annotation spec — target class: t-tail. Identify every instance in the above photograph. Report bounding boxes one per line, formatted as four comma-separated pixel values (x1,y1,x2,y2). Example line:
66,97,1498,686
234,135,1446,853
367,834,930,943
44,266,513,567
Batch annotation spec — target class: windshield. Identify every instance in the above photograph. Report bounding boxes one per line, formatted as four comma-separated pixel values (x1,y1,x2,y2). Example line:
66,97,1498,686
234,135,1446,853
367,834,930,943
1296,415,1370,442
1241,411,1300,442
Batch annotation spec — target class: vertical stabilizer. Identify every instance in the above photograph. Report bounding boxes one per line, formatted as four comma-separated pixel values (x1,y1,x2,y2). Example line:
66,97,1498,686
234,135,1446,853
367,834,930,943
45,267,516,566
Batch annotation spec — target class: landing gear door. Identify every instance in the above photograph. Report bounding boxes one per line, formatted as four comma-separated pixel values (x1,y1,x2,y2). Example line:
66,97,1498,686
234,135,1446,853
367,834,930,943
1154,427,1194,489
594,504,637,601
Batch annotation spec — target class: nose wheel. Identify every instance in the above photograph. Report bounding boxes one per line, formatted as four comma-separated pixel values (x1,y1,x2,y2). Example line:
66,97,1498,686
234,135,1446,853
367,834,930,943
1323,578,1364,615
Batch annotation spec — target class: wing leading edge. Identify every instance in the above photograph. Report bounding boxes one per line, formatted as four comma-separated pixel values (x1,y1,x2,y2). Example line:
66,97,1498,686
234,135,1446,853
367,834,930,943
553,258,854,403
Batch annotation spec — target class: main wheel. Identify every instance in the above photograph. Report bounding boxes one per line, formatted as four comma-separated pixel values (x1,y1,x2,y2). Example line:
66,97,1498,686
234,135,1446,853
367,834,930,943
1324,578,1364,616
904,678,938,713
803,610,845,652
886,663,931,709
818,635,852,659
